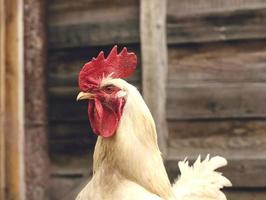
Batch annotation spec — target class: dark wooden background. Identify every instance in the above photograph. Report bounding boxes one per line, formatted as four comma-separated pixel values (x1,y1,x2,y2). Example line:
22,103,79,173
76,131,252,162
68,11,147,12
47,0,266,199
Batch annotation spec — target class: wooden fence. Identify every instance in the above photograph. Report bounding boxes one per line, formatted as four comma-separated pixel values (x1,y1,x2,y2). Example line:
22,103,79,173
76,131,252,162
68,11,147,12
47,1,266,199
1,0,49,200
2,0,266,199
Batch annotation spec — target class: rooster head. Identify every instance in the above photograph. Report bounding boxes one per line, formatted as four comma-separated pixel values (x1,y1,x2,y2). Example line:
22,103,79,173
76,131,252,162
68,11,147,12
76,46,137,138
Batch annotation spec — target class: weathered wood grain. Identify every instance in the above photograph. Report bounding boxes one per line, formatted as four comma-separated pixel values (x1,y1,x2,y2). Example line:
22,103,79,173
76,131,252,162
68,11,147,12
48,0,266,48
48,1,139,48
167,41,266,119
168,119,266,138
49,0,266,15
168,41,266,84
140,0,168,154
167,83,266,119
167,8,266,44
24,0,50,199
168,0,266,17
4,0,25,199
0,0,5,198
225,189,266,200
168,119,266,154
48,0,138,12
48,41,266,120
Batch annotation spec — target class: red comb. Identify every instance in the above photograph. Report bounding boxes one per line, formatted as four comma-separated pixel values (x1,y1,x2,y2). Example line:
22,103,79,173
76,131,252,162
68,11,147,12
79,45,137,92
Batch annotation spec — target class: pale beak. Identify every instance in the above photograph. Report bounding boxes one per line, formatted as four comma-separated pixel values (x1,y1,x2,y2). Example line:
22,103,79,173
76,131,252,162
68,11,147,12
76,92,94,101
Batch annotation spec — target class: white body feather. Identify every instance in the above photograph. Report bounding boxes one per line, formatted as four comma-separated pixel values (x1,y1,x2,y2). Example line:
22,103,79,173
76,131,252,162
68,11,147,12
173,155,232,200
76,78,231,200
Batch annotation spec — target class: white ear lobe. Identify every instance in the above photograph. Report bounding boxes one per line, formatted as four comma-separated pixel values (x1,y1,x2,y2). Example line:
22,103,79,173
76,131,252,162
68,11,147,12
117,90,127,98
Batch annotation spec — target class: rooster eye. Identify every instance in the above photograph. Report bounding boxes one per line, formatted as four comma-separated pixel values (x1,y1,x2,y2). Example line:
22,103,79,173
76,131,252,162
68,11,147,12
103,85,114,94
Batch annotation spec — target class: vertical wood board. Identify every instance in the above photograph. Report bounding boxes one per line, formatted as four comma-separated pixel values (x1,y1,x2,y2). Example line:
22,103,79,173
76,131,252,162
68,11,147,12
0,0,6,199
24,0,50,199
4,0,25,199
140,0,168,155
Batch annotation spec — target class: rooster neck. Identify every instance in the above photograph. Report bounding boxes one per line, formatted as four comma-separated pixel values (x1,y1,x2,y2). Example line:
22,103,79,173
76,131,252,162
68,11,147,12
92,84,174,199
93,131,174,199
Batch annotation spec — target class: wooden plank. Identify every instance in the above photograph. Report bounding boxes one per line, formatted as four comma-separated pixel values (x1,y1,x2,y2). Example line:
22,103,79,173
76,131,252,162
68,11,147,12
48,2,139,48
168,0,266,17
225,189,266,200
47,0,266,48
0,0,5,198
48,19,139,48
24,0,50,199
168,119,266,138
5,0,25,199
167,83,266,119
48,0,266,15
168,119,266,155
140,0,168,154
167,41,266,119
49,0,138,12
167,7,266,44
168,41,266,84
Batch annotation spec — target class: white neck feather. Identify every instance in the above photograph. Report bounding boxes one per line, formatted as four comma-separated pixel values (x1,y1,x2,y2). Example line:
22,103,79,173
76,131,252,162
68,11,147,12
93,79,174,199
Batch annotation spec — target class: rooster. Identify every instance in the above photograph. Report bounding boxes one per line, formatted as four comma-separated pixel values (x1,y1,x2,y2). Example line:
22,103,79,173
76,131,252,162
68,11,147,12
76,46,232,200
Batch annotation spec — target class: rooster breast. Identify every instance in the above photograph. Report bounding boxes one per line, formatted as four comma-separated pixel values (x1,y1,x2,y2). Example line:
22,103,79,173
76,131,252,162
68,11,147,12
76,170,163,200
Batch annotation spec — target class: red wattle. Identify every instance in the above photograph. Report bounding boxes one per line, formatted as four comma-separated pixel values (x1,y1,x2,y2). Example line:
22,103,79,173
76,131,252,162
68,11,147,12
88,97,124,138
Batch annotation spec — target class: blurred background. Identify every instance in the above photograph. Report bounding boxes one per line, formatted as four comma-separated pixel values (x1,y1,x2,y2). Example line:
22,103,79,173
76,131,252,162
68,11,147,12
1,0,266,200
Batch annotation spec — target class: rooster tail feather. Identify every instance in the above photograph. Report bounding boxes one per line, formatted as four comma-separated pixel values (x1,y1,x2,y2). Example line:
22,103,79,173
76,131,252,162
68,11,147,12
172,155,232,200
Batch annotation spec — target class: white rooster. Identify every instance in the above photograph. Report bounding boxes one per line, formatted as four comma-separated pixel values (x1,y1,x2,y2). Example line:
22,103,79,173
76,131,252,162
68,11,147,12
76,46,232,200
